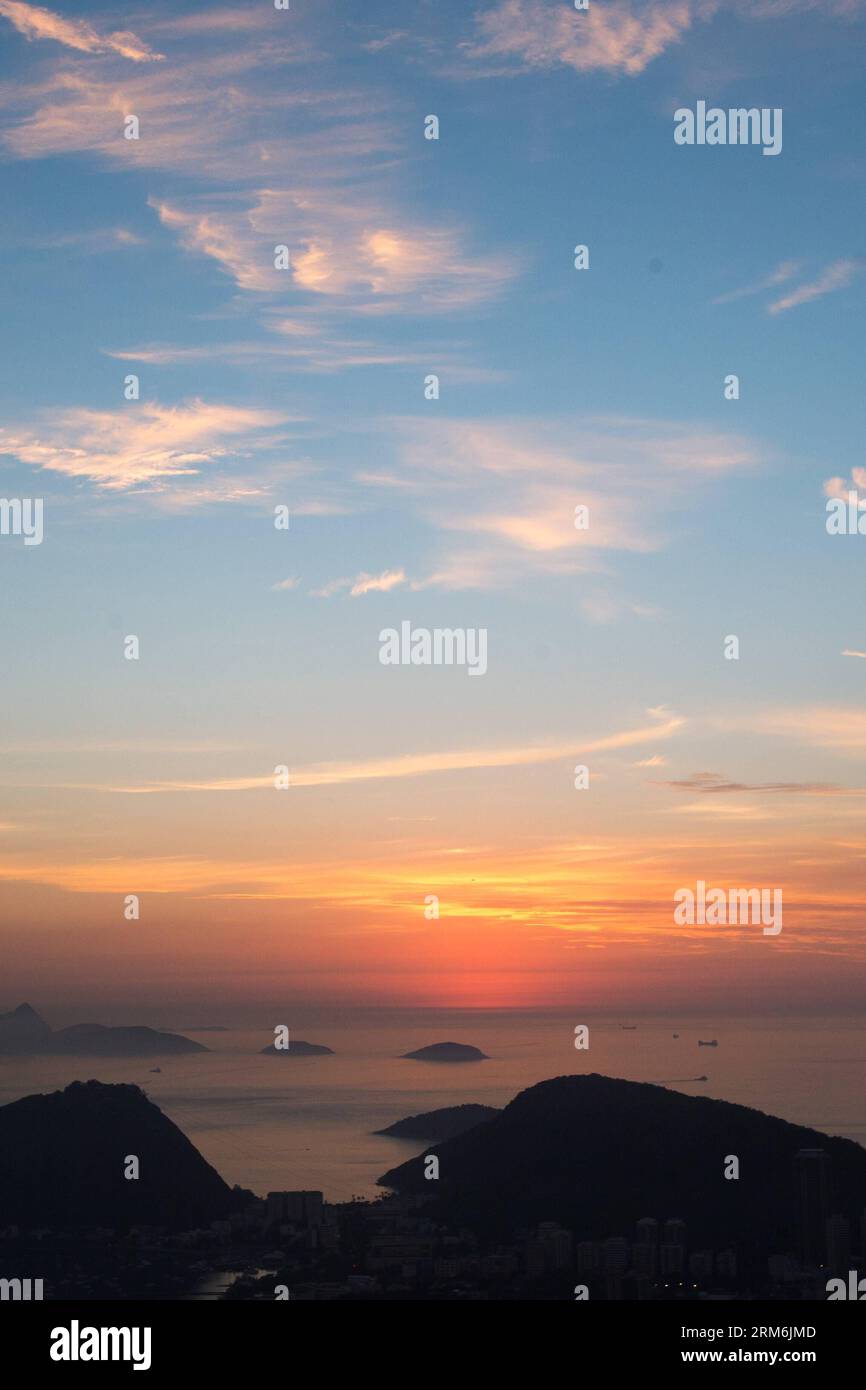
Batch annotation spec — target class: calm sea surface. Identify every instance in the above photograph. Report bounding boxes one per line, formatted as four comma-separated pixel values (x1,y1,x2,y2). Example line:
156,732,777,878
2,1012,864,1201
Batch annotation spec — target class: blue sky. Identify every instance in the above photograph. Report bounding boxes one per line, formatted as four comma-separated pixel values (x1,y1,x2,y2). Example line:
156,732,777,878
1,0,866,1013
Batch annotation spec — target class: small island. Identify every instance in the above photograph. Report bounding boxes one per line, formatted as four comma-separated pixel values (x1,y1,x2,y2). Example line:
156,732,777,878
50,1024,207,1057
374,1103,499,1140
260,1040,334,1056
400,1042,488,1063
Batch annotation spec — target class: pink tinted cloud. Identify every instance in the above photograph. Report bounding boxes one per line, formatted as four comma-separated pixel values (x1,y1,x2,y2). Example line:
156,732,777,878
0,0,162,61
0,398,291,490
151,191,518,308
465,0,696,76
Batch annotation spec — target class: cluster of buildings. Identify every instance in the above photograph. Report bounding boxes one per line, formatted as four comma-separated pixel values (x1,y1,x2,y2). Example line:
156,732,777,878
238,1143,866,1300
220,1197,740,1300
570,1217,739,1300
5,1143,864,1301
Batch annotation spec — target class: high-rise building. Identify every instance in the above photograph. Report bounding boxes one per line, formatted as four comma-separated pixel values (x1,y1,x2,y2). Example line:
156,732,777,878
688,1250,713,1280
602,1237,630,1276
635,1217,659,1245
265,1191,324,1229
795,1149,831,1266
826,1214,851,1275
632,1241,657,1277
525,1222,573,1276
634,1217,659,1276
577,1241,599,1275
663,1218,687,1246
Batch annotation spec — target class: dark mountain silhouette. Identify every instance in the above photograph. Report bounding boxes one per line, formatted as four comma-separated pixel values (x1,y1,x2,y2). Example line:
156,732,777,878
400,1042,488,1062
374,1103,499,1140
260,1040,334,1055
377,1073,866,1250
0,1080,237,1230
0,1004,206,1056
0,1002,53,1053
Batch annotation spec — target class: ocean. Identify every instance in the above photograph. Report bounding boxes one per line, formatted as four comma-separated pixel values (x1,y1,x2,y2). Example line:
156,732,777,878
1,1011,864,1202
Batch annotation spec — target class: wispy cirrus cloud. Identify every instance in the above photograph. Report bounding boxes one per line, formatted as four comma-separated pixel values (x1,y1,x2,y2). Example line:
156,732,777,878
310,569,407,598
457,0,863,79
0,8,515,380
103,311,507,379
146,7,276,36
462,0,697,77
104,334,504,378
363,415,760,591
349,569,407,597
659,771,866,796
0,0,162,61
712,259,802,305
36,224,144,252
0,46,374,178
49,710,686,794
714,258,862,314
150,191,518,309
0,398,294,491
723,706,866,753
768,259,862,314
739,0,864,14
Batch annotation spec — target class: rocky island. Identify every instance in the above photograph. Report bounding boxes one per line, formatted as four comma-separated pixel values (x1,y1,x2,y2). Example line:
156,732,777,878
400,1042,488,1063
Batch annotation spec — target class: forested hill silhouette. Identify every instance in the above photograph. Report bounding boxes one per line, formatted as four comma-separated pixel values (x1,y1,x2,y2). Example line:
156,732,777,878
378,1073,866,1249
0,1081,237,1230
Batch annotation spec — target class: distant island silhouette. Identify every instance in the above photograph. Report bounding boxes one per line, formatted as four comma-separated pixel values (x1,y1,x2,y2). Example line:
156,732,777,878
378,1073,866,1251
400,1042,489,1062
0,1003,205,1057
260,1039,334,1056
374,1103,500,1140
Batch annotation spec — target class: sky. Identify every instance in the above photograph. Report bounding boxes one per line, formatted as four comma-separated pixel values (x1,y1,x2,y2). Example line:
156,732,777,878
1,0,865,1020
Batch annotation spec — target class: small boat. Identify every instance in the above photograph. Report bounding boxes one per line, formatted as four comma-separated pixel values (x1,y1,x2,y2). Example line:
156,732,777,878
672,1033,679,1038
697,1040,718,1047
149,1066,162,1073
620,1025,637,1030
